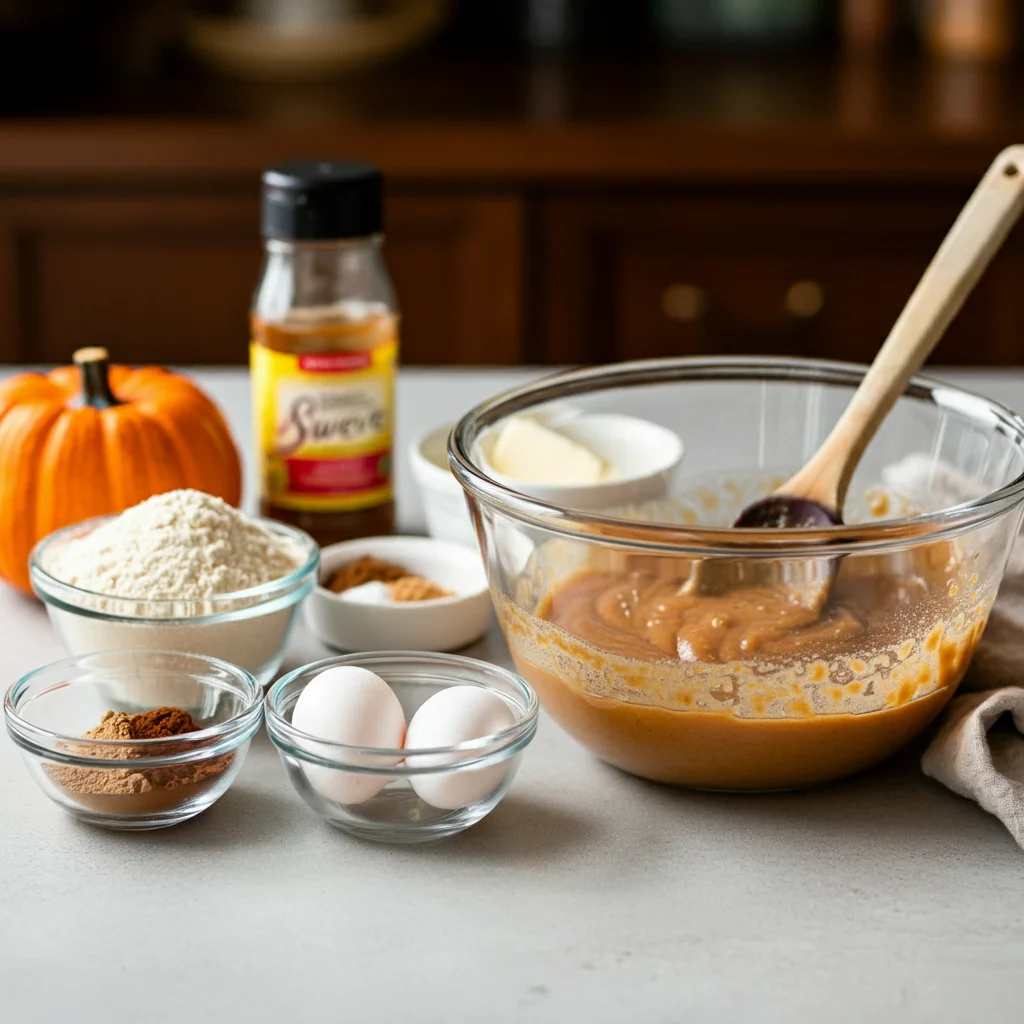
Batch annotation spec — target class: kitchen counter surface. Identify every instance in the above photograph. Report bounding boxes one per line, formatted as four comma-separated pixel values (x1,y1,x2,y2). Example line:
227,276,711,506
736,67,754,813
1,366,1022,1024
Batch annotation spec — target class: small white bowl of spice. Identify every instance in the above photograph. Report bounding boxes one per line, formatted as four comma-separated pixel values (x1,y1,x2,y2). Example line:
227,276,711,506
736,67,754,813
305,536,493,653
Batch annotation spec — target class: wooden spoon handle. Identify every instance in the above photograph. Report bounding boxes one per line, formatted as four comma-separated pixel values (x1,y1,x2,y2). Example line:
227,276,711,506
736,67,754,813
784,144,1024,510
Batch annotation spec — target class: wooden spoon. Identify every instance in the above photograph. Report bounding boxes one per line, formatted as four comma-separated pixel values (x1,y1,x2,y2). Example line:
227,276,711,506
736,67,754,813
690,145,1024,601
737,144,1024,531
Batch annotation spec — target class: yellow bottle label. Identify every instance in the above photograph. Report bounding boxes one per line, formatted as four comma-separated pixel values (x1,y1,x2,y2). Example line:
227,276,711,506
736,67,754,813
251,340,395,512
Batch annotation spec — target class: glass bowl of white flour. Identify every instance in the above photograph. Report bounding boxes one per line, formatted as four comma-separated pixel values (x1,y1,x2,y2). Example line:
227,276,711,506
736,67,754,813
29,490,320,687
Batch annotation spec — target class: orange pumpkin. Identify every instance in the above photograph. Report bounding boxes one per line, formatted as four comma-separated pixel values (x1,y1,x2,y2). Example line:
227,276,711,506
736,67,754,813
0,347,242,593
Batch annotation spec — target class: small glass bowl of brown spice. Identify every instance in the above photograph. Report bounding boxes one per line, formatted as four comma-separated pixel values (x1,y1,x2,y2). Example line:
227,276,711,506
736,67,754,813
4,650,263,830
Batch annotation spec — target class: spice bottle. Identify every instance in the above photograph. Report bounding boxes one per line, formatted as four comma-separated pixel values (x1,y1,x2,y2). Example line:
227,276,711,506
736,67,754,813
252,161,398,546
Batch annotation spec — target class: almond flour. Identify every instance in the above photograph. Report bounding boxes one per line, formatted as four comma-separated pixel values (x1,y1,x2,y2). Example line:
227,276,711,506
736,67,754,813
41,490,311,682
46,489,304,600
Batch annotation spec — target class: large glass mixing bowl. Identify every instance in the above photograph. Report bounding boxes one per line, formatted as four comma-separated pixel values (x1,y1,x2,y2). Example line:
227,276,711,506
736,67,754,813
450,357,1024,791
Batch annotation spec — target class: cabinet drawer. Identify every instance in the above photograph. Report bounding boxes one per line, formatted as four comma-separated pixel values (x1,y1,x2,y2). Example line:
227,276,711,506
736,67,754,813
0,193,524,365
541,196,1024,366
386,195,524,364
0,194,260,365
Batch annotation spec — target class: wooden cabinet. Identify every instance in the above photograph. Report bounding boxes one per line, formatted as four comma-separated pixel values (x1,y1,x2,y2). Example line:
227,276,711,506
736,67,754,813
0,192,524,366
540,194,1024,367
0,194,260,365
5,183,1024,368
4,58,1024,365
386,196,523,364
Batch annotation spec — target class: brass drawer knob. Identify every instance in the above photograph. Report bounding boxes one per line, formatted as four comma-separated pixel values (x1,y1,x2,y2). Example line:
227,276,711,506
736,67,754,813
786,280,825,319
662,283,707,322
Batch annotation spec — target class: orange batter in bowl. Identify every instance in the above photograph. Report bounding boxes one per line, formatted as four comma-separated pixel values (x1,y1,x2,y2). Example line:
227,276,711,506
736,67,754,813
499,546,989,790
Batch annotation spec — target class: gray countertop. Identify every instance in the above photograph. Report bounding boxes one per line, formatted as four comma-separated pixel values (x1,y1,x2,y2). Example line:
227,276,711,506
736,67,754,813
1,366,1022,1024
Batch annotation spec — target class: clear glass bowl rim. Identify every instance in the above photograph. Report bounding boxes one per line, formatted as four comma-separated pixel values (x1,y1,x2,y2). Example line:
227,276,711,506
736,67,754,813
29,515,320,625
4,649,264,767
450,355,1024,557
265,651,540,770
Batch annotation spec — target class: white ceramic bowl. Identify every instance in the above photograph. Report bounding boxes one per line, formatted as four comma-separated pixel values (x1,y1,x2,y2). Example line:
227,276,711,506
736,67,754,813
475,411,684,511
409,424,478,547
304,536,493,653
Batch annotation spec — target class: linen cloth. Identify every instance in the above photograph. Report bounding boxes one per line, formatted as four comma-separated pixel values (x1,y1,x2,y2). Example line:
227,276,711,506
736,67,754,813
881,455,1024,849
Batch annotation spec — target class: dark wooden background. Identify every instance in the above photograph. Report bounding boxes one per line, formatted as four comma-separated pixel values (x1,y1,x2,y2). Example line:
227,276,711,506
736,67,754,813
2,55,1024,366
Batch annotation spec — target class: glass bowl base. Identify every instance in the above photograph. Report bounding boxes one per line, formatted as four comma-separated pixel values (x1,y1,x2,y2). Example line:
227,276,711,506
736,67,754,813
66,806,208,830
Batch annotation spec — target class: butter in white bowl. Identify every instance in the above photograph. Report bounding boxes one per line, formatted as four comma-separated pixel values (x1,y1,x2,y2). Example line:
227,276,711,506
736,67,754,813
487,416,617,485
475,411,683,512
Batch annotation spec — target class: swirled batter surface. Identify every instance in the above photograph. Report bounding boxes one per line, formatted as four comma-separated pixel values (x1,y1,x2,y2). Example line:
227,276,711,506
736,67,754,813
501,549,989,790
544,570,932,664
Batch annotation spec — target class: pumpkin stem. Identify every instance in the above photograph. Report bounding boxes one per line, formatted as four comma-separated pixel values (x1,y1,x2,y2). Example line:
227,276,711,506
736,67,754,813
73,347,121,410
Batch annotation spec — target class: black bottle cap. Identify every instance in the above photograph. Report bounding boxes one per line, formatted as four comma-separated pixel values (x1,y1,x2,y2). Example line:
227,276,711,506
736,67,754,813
261,160,383,240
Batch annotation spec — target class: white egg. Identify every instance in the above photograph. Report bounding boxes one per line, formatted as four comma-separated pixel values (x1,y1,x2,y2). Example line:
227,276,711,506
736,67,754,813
292,665,406,805
404,686,517,810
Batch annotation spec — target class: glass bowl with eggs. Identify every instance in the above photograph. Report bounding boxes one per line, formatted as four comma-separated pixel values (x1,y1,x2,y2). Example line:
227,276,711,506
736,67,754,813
449,357,1024,792
265,652,539,843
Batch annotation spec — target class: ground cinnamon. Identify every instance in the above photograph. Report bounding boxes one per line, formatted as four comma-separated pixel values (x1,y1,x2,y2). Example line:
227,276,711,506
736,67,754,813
46,706,233,813
128,706,200,739
327,555,408,593
327,556,454,601
84,711,133,742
